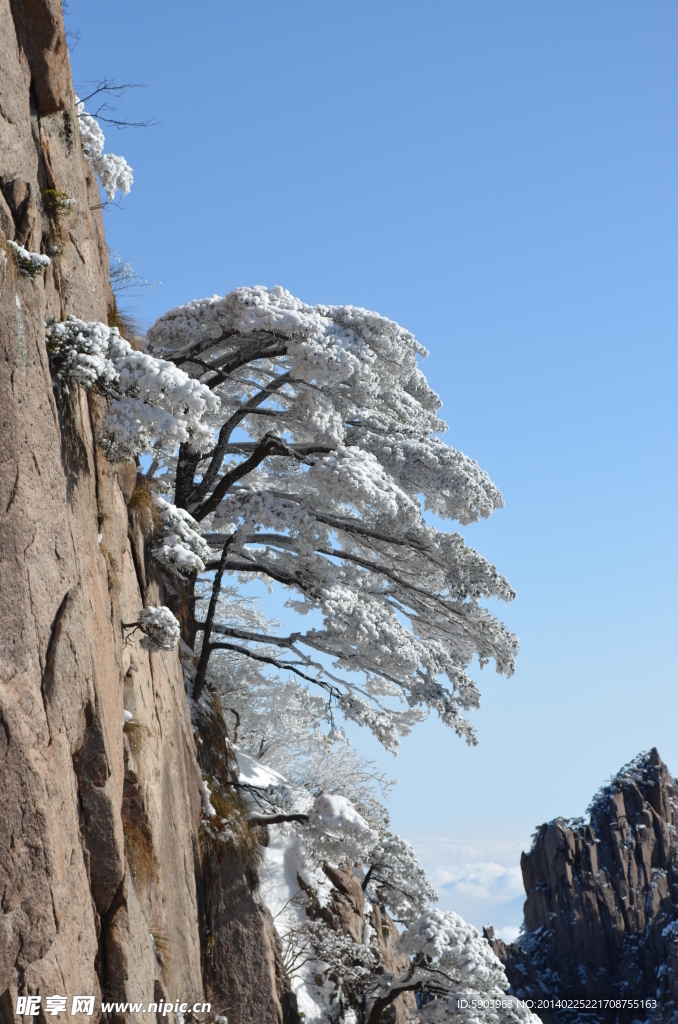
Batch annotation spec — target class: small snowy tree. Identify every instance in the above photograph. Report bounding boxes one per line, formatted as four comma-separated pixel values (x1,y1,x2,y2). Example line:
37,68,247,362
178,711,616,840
145,285,518,750
362,832,437,925
366,910,539,1024
6,240,51,278
75,94,133,201
123,606,181,651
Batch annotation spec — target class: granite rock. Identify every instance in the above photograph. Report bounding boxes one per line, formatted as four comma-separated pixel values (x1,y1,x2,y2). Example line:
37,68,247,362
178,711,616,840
488,749,678,1023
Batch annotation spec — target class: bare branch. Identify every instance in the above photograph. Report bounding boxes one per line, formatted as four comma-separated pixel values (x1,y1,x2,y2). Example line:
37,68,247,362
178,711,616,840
193,533,237,700
78,79,149,104
190,434,332,520
208,641,332,689
187,372,293,508
247,812,310,826
90,108,158,130
77,80,157,127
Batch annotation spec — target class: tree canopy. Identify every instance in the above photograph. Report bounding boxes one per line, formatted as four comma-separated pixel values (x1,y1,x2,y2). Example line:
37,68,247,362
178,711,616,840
144,285,518,750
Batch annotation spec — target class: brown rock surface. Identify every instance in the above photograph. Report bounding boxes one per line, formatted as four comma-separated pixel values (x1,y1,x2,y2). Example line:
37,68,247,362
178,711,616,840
324,864,366,945
8,0,70,115
0,6,205,1020
369,905,418,1024
192,697,289,1024
489,749,678,1023
202,843,284,1024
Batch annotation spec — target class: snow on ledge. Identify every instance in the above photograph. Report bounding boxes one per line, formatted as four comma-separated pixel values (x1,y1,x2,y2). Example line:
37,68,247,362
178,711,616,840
234,748,287,789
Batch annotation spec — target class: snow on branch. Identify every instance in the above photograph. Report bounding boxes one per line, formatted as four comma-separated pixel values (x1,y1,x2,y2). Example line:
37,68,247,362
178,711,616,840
123,606,180,651
75,93,133,201
152,496,211,576
363,832,438,925
308,793,373,837
147,285,503,526
138,606,180,650
194,544,523,1022
45,316,122,388
6,240,50,278
45,316,219,459
146,284,517,748
361,909,541,1024
223,694,531,1023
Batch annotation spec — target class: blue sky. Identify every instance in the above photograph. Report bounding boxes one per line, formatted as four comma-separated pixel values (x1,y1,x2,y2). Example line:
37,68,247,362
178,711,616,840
65,1,678,934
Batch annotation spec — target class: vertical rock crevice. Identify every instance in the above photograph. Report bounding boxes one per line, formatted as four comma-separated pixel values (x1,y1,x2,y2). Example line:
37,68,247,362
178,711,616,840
8,0,69,116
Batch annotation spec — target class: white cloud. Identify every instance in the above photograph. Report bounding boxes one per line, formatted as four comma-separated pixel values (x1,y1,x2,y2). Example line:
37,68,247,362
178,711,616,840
401,829,529,933
430,861,524,903
494,925,521,943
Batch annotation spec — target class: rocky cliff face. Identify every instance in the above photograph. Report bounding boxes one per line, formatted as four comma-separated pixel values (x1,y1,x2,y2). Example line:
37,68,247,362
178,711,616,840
0,11,418,1024
0,6,287,1023
0,4,205,1018
488,749,678,1023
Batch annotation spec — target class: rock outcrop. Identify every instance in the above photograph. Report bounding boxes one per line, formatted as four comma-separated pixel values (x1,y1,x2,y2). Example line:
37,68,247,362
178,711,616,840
368,904,417,1024
0,5,205,1008
8,0,70,115
488,749,678,1022
300,865,416,1024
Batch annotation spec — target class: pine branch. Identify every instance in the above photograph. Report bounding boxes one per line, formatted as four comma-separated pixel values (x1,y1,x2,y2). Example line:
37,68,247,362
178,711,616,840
186,372,292,508
247,812,310,826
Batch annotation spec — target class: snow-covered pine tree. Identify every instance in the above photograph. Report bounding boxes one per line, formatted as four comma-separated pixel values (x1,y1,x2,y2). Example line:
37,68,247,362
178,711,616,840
44,284,534,1024
145,284,518,751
